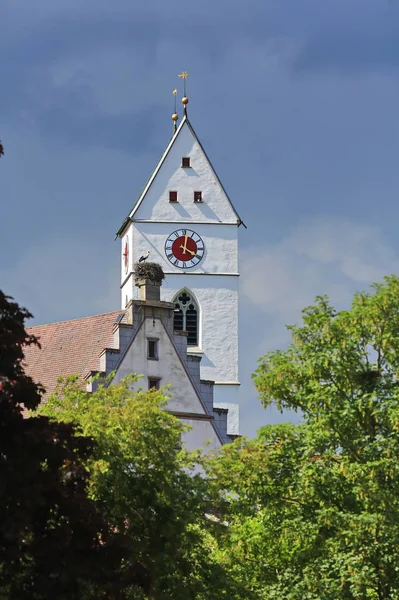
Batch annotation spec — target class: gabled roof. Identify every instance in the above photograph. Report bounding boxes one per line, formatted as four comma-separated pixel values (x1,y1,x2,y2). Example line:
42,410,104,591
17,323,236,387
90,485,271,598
110,314,224,445
24,311,126,397
23,308,227,444
116,115,244,237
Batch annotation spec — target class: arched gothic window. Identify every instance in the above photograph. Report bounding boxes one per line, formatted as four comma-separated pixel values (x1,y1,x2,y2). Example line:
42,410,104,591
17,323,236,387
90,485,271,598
173,290,198,346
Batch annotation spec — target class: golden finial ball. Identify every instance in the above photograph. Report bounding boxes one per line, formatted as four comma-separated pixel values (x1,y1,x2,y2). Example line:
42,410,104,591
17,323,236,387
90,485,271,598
172,113,179,122
182,96,189,105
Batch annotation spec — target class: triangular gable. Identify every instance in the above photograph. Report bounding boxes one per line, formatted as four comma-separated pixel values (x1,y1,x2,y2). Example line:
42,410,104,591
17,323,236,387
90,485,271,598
116,116,243,235
111,316,223,444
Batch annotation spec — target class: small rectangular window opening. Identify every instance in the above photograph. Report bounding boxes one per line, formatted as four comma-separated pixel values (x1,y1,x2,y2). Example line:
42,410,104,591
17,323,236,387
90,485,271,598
169,191,178,202
194,191,202,203
147,339,158,360
181,157,191,168
148,378,160,390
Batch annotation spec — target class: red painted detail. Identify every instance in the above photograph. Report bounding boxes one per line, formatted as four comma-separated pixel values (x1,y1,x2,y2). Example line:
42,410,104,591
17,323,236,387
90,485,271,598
123,242,129,269
171,236,198,261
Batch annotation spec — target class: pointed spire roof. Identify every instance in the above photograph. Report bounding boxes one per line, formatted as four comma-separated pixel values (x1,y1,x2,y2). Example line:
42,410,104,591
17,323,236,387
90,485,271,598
116,115,244,237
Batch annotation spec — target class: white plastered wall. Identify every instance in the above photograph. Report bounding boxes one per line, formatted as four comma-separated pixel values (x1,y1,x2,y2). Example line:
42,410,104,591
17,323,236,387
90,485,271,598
121,223,239,389
131,120,239,224
113,317,202,414
112,316,222,450
181,419,222,454
119,116,240,428
163,275,239,382
123,222,238,278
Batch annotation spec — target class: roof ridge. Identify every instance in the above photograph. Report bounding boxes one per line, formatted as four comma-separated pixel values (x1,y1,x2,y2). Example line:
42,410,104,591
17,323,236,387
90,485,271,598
115,116,187,238
184,118,242,224
27,309,125,329
116,114,244,236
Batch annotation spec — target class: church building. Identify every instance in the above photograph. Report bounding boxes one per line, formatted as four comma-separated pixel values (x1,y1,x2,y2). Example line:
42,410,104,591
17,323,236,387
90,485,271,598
24,88,244,451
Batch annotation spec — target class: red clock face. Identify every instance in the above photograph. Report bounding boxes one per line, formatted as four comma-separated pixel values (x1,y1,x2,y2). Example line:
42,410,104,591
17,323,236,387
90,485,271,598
123,237,129,273
172,235,197,261
165,229,204,269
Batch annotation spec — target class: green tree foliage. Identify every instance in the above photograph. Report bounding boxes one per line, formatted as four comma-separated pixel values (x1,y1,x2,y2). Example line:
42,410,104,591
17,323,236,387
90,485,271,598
209,275,399,599
39,375,241,599
0,292,132,599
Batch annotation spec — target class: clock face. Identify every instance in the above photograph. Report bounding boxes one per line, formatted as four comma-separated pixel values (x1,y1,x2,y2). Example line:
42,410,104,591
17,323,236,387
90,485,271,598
165,229,204,269
123,237,129,274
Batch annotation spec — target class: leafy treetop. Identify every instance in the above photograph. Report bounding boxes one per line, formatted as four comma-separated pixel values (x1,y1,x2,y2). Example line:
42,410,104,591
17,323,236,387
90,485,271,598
209,275,399,600
0,292,135,600
39,374,243,599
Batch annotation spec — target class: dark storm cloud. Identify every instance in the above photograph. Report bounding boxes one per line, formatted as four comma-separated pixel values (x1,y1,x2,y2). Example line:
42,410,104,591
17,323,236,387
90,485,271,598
3,0,399,435
3,0,397,155
295,29,399,74
39,100,164,154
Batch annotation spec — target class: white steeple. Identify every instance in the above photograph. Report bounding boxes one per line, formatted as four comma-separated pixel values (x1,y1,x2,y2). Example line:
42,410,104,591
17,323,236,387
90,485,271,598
117,92,243,411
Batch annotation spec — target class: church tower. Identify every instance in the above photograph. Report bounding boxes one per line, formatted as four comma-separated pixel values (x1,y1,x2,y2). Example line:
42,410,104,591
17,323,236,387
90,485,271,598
116,87,243,408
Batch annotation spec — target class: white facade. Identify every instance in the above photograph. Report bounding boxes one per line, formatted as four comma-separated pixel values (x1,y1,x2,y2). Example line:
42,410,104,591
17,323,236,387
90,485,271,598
111,312,222,453
119,115,242,408
181,420,222,454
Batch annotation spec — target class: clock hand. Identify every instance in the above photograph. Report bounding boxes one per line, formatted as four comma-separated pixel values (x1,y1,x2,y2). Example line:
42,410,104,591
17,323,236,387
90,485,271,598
179,231,189,254
180,232,189,254
179,245,196,256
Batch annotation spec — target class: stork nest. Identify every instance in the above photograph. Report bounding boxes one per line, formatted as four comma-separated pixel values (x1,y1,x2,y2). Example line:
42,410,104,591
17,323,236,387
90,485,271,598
134,262,165,282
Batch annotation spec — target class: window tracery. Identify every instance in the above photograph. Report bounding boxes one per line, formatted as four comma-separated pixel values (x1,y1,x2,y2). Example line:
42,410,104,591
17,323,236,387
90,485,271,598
173,290,198,346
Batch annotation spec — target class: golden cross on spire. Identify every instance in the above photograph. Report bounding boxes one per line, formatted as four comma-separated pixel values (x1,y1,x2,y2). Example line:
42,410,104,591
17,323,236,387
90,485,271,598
171,89,179,132
178,71,188,114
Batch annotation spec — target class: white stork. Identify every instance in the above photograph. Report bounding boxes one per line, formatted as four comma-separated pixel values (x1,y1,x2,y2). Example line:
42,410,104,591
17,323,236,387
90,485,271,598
138,250,150,262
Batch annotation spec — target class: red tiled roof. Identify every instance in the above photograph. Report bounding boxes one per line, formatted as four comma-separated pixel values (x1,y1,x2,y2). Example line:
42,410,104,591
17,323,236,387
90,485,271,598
24,311,125,398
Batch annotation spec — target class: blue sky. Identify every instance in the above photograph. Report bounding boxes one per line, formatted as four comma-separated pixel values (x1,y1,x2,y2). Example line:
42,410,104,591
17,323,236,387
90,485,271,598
2,0,399,436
